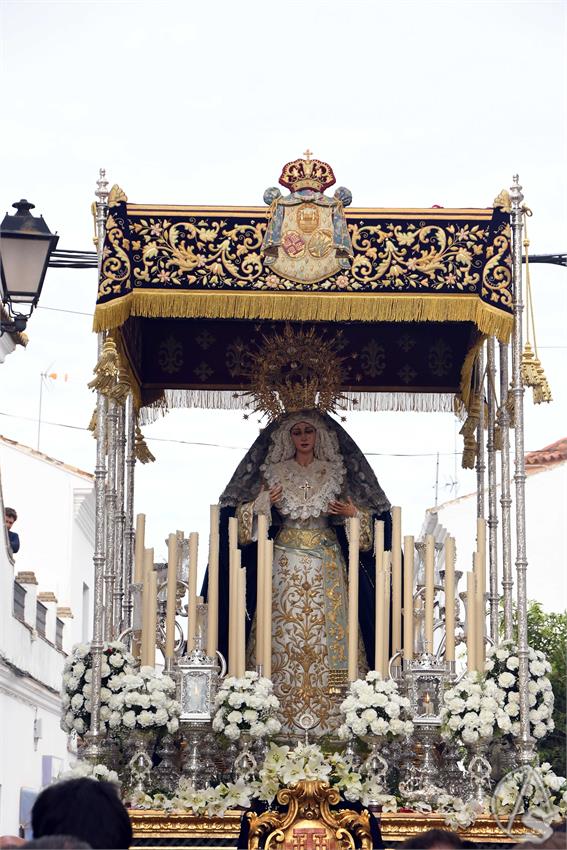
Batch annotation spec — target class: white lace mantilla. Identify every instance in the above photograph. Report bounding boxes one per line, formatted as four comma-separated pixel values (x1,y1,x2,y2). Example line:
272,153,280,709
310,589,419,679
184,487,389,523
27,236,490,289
262,458,345,521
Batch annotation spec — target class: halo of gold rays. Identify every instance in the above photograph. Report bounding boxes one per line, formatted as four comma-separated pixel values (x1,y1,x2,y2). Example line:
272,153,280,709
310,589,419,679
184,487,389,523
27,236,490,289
240,325,351,422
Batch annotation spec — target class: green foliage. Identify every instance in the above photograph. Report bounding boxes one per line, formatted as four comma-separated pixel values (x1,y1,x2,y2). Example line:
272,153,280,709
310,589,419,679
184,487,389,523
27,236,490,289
524,602,566,776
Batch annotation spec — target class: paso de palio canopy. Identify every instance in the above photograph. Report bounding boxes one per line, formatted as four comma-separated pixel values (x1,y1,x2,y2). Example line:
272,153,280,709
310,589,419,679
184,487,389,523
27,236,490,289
92,152,513,420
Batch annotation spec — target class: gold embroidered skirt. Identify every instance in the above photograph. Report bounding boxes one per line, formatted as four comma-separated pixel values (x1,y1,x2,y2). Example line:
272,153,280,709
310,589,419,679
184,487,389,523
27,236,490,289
247,525,367,737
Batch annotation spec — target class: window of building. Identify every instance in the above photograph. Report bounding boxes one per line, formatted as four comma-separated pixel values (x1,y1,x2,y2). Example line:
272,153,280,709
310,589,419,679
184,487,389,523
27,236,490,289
36,601,47,637
13,581,26,620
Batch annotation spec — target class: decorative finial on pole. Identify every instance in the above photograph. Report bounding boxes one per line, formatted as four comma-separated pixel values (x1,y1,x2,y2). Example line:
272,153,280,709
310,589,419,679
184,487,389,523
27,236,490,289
303,148,313,161
95,168,109,204
510,174,524,206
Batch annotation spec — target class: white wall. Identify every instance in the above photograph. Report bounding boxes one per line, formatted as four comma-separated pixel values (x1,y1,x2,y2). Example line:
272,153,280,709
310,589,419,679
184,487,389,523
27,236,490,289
0,443,95,834
433,462,567,613
0,438,94,643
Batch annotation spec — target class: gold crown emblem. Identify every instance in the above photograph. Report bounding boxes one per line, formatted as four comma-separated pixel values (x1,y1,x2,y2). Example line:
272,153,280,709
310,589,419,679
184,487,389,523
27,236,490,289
237,325,348,421
279,149,336,193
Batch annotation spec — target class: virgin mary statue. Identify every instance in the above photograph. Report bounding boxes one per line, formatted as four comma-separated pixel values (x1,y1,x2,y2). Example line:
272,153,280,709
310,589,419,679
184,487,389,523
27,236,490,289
202,408,391,737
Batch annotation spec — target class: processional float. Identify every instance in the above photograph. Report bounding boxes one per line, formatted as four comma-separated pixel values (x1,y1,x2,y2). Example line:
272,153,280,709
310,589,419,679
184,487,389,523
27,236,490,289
79,154,556,843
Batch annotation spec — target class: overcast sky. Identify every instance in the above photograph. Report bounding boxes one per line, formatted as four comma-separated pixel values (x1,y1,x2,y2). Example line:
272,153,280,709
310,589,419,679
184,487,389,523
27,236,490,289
1,1,565,592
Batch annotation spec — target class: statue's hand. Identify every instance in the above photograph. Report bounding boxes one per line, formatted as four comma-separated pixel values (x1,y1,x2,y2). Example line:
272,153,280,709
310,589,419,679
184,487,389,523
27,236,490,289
269,483,283,505
328,497,357,518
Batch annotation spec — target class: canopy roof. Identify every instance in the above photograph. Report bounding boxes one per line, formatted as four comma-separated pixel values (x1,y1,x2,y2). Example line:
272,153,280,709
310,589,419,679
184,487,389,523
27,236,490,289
93,188,512,417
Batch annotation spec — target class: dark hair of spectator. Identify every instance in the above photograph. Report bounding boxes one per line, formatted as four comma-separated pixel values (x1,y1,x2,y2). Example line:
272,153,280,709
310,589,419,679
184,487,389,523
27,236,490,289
5,508,17,520
401,829,466,849
22,837,91,849
31,779,132,850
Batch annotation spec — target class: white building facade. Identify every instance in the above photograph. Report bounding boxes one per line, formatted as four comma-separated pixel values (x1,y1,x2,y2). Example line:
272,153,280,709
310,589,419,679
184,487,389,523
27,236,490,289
0,437,94,836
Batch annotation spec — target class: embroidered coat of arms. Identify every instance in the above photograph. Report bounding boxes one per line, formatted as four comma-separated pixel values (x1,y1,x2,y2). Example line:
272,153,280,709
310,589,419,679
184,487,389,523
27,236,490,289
261,153,353,284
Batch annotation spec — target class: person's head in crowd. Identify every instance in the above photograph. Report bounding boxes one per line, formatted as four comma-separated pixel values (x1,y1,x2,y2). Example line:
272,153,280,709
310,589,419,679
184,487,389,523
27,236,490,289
22,838,91,849
401,829,466,849
0,837,25,848
31,779,131,850
4,507,17,530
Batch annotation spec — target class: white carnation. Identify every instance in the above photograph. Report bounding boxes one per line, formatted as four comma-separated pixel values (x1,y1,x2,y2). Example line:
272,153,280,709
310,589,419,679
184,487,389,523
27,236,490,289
122,710,136,728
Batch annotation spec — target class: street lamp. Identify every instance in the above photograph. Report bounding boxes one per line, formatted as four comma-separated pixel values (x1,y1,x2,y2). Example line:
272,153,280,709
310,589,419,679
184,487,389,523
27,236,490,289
0,199,59,334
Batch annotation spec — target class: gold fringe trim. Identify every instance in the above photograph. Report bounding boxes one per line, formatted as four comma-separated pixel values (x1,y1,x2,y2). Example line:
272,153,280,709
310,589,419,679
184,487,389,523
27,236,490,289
93,290,513,342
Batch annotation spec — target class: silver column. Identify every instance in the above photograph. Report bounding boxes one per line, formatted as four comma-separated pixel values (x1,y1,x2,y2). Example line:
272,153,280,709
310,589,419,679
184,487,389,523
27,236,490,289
498,341,514,639
104,398,118,640
113,401,126,635
486,337,499,642
85,169,109,759
510,176,533,764
476,345,486,518
123,393,136,634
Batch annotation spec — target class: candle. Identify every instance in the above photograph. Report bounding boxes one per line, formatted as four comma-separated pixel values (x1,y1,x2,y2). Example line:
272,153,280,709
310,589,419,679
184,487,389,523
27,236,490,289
382,552,391,676
187,532,199,653
375,562,385,675
423,691,434,716
374,520,385,670
424,534,435,654
164,533,178,661
474,550,486,671
263,538,273,679
237,553,246,678
147,569,158,668
256,513,268,669
141,547,154,666
347,516,360,681
133,513,146,583
228,517,238,675
466,570,477,671
206,505,220,658
403,535,414,662
444,537,456,663
391,507,402,665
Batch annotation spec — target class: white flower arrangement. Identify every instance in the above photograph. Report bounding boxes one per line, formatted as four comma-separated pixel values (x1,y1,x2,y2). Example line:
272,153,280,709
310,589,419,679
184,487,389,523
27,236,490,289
128,743,397,815
337,672,413,741
491,762,567,825
257,742,397,810
61,640,136,735
130,777,253,817
485,640,555,742
440,672,511,745
212,671,281,741
115,666,180,734
436,794,484,829
58,760,120,786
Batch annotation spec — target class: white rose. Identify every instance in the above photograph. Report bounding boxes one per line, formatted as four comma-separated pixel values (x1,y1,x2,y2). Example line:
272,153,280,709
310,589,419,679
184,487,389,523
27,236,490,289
99,706,111,720
249,721,267,738
351,719,368,737
533,723,547,739
109,711,121,729
529,661,546,677
448,716,462,731
61,693,71,709
505,703,520,717
154,708,168,726
243,709,258,723
84,669,93,683
498,672,516,689
227,710,243,724
74,643,90,659
361,708,377,722
71,693,84,710
496,648,508,660
167,717,179,734
449,697,466,712
462,728,479,744
137,710,155,728
390,718,405,735
266,717,281,734
225,724,240,740
506,656,519,671
73,718,86,734
109,654,124,668
122,710,136,728
370,717,389,735
373,694,388,708
73,661,86,677
100,663,111,678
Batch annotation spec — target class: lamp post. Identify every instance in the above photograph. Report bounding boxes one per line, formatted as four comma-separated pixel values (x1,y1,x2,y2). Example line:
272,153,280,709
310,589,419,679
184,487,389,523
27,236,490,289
0,199,59,334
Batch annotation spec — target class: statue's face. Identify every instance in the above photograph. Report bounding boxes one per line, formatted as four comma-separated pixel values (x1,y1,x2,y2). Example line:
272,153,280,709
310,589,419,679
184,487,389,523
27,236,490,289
290,421,317,456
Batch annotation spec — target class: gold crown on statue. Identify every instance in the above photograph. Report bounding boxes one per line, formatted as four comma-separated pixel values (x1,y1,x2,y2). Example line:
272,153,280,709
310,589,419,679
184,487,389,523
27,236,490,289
279,150,336,192
239,325,349,421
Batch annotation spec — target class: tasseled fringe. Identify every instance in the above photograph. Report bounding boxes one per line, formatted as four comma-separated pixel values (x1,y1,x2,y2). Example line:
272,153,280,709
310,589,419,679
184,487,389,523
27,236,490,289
87,407,97,437
137,388,459,424
93,290,513,343
460,394,481,469
521,342,552,405
135,424,156,464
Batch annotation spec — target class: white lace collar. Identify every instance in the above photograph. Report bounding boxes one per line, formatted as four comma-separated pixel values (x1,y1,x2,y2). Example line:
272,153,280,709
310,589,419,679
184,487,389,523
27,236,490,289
262,457,345,521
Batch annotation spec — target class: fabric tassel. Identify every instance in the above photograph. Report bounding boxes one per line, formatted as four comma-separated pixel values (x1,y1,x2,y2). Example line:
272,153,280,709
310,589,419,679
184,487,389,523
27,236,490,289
460,394,481,469
108,366,130,405
135,424,155,464
88,338,119,395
